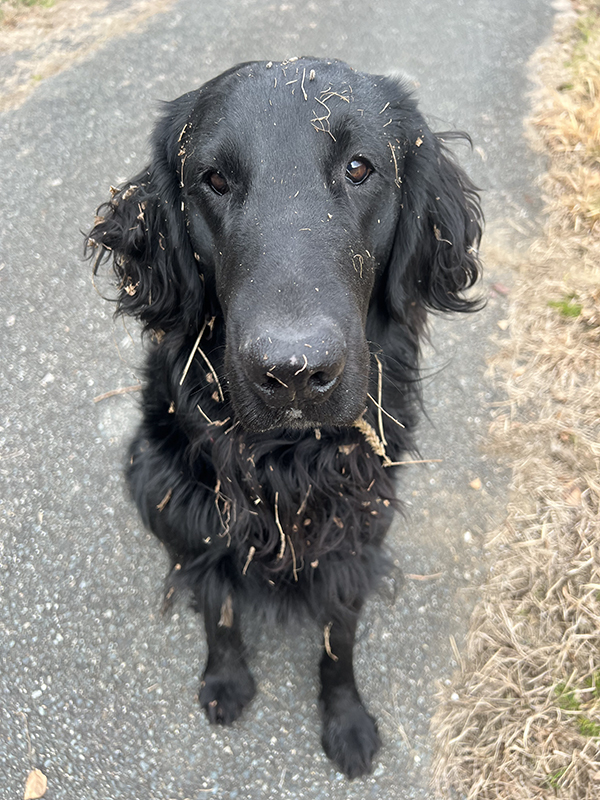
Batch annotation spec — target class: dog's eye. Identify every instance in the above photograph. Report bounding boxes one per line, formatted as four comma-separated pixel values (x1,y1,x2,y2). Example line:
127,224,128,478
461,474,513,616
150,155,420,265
207,171,229,196
346,158,372,185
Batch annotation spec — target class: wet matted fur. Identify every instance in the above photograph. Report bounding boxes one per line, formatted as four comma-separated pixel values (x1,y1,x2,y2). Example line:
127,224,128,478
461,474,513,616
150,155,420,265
85,57,482,778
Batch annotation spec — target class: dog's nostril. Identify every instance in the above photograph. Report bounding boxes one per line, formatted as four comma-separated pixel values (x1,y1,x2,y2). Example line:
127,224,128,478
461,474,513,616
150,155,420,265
310,371,334,389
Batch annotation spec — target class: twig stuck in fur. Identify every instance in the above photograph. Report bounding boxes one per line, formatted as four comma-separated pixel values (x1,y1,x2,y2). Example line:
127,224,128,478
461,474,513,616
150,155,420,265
405,571,444,581
214,479,232,544
296,485,312,516
323,622,338,661
179,316,215,386
294,354,309,376
301,67,308,101
352,252,364,278
311,95,337,140
367,393,406,429
197,404,213,424
218,595,234,627
373,354,387,447
384,458,442,467
274,491,286,559
266,371,288,389
156,487,173,512
353,415,390,462
198,344,225,401
288,535,298,582
388,141,402,188
242,545,256,576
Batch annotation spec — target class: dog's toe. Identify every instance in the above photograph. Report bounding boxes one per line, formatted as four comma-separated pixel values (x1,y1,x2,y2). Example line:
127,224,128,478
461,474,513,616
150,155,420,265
321,700,381,779
199,665,256,725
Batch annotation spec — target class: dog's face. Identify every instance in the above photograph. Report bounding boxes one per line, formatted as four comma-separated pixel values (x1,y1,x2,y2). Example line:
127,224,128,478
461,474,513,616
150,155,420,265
87,58,482,433
182,61,405,431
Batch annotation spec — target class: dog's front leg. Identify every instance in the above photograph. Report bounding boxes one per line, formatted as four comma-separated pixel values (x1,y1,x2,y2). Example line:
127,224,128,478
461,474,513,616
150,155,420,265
198,591,256,725
319,605,381,778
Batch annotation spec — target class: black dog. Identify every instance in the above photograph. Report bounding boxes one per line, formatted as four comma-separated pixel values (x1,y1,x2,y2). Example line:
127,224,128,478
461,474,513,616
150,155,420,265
86,58,481,778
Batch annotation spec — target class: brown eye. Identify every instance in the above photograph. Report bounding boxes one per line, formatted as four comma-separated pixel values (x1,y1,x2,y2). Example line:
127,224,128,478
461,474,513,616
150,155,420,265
207,171,229,195
346,157,372,185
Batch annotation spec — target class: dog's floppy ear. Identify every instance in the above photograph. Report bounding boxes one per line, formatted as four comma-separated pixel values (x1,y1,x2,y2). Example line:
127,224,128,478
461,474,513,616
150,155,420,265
386,130,483,321
84,91,202,334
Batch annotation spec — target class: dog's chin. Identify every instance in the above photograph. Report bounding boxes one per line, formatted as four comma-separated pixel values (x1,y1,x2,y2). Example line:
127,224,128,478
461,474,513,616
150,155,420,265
231,393,366,434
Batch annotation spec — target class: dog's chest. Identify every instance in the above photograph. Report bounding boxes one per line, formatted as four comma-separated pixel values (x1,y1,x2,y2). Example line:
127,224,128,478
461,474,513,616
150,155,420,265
203,426,395,576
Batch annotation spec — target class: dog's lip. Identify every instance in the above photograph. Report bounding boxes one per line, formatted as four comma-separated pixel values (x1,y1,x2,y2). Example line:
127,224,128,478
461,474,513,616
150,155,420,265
232,393,366,434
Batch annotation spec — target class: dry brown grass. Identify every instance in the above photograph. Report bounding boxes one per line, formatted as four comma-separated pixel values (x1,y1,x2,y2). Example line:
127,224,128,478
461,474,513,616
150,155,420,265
535,1,600,232
0,0,173,111
431,3,600,798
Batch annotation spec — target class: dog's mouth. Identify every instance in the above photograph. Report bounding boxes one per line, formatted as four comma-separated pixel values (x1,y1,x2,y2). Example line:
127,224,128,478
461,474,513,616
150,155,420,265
227,345,370,434
230,392,367,434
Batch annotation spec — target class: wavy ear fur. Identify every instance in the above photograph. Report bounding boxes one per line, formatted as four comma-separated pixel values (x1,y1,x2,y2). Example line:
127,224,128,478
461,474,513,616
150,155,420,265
386,128,483,322
84,92,203,334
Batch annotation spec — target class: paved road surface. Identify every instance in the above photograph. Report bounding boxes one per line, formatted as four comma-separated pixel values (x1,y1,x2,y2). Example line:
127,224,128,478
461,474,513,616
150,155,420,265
0,1,555,798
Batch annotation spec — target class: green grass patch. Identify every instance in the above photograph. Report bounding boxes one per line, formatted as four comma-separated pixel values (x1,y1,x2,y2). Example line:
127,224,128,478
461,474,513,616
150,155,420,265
555,682,580,711
545,766,568,790
584,670,600,698
548,294,583,318
7,0,55,6
578,717,600,737
569,10,600,68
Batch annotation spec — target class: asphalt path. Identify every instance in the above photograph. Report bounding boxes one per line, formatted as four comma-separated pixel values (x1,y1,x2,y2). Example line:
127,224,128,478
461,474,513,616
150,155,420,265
0,1,555,798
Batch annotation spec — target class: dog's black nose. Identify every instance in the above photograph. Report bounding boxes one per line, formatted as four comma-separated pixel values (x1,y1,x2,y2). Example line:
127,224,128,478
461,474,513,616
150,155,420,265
242,326,347,408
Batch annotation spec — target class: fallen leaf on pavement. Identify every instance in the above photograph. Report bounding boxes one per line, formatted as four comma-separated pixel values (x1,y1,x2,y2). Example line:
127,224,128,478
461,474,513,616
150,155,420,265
24,769,47,800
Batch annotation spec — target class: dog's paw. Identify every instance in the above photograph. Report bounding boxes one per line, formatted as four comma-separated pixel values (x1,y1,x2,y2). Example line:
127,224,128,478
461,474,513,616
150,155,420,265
321,700,381,779
199,663,256,725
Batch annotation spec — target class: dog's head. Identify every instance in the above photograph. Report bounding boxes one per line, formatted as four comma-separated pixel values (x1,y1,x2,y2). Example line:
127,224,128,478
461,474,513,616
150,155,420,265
86,58,482,432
